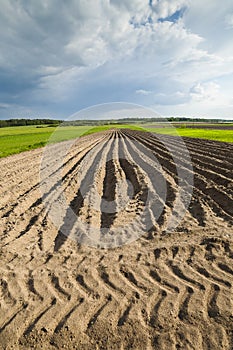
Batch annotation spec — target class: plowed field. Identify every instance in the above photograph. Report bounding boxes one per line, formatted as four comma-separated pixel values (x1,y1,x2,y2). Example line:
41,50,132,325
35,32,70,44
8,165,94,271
0,129,233,350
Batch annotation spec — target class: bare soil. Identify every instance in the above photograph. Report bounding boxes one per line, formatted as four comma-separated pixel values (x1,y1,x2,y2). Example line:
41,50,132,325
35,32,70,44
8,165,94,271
0,130,233,350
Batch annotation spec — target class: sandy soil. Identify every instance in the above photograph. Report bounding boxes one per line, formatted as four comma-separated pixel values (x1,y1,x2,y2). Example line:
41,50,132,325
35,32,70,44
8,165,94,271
0,129,233,350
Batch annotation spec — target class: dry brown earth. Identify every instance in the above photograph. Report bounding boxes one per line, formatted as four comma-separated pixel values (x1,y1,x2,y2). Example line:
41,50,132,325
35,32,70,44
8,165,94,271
0,129,233,349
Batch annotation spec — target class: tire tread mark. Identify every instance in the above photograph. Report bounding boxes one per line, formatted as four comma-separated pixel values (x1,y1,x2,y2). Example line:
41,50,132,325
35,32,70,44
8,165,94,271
150,270,179,293
23,298,56,336
51,274,71,300
54,297,84,333
119,267,146,290
149,290,167,328
178,287,194,322
99,269,125,294
87,296,111,329
0,303,28,333
27,272,43,301
208,284,220,318
195,266,231,288
0,279,17,305
168,262,205,290
117,304,132,327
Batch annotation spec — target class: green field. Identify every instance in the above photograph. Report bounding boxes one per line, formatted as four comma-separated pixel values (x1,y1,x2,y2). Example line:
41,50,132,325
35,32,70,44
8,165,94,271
144,122,233,127
144,127,233,143
0,124,232,158
84,124,233,143
0,125,90,158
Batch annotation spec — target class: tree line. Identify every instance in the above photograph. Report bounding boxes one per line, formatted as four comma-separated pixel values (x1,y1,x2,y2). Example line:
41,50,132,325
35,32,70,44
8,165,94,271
0,119,61,128
0,117,232,128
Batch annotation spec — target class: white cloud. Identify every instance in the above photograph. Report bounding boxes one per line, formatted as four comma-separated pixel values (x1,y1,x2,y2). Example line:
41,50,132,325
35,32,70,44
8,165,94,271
150,0,188,19
190,82,220,102
0,0,233,118
136,89,153,95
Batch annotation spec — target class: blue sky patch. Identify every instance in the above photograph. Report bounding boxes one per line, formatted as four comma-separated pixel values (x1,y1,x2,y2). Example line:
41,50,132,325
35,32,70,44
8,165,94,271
158,7,186,23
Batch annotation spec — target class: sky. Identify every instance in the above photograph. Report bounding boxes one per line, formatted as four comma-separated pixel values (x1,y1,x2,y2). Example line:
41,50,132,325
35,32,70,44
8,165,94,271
0,0,233,120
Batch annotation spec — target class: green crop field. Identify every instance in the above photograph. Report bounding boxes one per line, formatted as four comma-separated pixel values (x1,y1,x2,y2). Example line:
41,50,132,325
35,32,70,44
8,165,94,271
144,127,233,143
143,122,233,127
0,124,232,158
0,125,90,158
0,124,146,158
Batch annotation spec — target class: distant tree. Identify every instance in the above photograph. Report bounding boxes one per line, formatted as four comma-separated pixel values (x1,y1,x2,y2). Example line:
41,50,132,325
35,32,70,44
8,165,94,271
0,119,62,128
